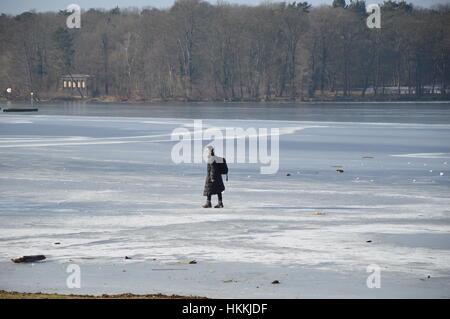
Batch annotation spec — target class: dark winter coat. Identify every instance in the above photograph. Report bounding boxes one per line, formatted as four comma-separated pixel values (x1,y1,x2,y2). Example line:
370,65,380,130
203,156,225,196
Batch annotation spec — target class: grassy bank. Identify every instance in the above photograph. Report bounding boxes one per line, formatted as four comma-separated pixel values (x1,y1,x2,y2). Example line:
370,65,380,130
0,290,206,299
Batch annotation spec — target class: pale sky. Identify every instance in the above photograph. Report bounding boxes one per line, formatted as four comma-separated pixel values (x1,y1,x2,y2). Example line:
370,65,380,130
0,0,449,14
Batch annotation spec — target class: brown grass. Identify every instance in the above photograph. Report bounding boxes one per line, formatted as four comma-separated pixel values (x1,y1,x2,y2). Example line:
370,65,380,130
0,290,206,299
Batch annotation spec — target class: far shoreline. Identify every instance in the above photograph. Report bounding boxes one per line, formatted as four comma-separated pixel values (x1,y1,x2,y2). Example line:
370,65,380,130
2,95,450,105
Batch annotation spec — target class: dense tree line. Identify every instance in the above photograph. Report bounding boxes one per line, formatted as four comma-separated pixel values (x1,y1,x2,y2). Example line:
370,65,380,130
0,0,449,101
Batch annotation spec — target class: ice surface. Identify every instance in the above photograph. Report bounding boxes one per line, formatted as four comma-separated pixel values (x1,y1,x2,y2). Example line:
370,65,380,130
0,105,449,298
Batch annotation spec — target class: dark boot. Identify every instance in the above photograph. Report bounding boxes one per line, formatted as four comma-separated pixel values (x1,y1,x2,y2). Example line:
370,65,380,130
202,200,212,208
214,201,224,208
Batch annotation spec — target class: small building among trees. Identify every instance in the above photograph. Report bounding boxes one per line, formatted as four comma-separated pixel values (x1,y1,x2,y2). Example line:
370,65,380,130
60,74,92,97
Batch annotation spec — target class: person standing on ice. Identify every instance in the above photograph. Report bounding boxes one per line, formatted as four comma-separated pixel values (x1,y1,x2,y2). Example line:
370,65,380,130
202,146,225,208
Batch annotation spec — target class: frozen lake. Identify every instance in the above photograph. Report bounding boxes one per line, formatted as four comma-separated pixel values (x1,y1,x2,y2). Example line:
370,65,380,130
0,102,449,298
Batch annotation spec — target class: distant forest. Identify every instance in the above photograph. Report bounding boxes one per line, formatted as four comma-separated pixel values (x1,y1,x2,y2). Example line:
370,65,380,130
0,0,449,102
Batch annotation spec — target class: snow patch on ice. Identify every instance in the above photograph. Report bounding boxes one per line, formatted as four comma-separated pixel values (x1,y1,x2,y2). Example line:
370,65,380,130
391,153,450,159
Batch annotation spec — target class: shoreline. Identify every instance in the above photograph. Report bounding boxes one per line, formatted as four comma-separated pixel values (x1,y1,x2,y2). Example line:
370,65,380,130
2,95,450,105
0,290,206,299
1,259,449,299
